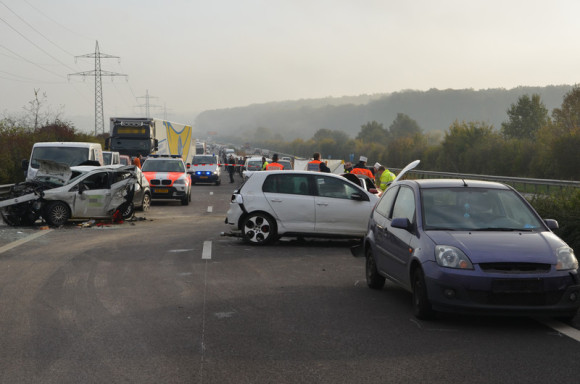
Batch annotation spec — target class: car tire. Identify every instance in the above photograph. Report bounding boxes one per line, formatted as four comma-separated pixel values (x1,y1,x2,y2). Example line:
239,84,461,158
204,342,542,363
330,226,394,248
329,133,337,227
412,267,435,320
43,201,71,227
365,247,385,289
139,192,151,211
119,201,135,219
242,212,277,245
181,192,190,206
215,179,221,186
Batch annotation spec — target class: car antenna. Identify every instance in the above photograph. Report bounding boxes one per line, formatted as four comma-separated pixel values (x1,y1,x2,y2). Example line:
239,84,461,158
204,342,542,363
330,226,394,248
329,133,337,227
462,178,468,187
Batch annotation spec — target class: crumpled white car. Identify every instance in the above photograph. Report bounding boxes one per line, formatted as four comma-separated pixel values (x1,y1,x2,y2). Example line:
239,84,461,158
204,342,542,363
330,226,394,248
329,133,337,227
0,160,137,226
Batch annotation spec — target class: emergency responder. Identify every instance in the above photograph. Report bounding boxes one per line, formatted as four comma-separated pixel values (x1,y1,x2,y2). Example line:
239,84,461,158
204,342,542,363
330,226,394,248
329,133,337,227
227,154,236,183
133,154,142,169
376,165,396,191
343,162,353,173
261,156,269,170
266,154,285,171
350,156,374,178
307,152,330,172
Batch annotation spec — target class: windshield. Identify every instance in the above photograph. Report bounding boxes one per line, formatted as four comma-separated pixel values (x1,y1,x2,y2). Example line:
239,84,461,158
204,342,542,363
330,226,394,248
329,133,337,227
193,156,216,164
421,187,544,231
142,160,184,173
103,152,112,164
31,147,89,169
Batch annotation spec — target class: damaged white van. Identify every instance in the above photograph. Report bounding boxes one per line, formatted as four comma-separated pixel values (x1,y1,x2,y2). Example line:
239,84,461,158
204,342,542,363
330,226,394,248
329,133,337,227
23,142,104,181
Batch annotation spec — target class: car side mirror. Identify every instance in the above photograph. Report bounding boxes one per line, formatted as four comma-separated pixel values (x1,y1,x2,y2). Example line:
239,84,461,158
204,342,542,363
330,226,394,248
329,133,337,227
392,217,412,231
21,159,29,171
78,183,87,194
544,219,559,230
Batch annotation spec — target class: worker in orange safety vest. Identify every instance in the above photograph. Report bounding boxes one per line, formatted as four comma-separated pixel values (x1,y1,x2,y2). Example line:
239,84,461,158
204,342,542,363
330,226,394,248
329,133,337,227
265,154,285,171
350,156,374,178
307,152,330,172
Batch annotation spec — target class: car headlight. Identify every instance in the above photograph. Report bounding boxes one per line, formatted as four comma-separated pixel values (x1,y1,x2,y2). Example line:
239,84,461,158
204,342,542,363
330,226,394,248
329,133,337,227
435,245,474,270
174,178,186,185
556,246,578,270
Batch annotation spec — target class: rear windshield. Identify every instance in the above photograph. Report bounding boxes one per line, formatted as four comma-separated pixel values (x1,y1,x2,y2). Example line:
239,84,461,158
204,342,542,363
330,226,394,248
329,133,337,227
193,156,217,164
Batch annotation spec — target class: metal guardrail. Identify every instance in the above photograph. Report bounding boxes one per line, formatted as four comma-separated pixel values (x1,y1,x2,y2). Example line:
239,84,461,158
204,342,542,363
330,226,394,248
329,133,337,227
0,184,14,198
392,168,580,194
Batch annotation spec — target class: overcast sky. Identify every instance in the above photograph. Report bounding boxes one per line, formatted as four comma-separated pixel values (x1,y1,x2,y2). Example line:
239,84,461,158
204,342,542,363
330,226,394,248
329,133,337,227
1,0,579,133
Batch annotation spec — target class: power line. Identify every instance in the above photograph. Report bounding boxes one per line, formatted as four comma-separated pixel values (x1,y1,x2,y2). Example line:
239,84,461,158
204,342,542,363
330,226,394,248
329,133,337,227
0,14,77,72
21,0,94,41
0,43,65,79
69,41,127,135
0,0,76,57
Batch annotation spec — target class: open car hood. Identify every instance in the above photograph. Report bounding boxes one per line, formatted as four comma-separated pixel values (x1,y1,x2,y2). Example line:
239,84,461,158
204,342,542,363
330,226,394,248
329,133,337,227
35,160,73,184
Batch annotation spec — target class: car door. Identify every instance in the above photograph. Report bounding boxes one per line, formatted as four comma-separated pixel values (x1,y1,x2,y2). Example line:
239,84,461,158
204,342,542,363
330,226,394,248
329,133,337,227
383,185,416,284
262,173,315,233
71,171,113,218
313,175,372,236
371,185,399,275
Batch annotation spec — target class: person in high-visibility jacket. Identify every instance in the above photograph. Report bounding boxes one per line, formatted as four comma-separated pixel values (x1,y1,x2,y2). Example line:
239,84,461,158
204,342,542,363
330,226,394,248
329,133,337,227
350,156,374,178
307,152,330,172
266,154,284,171
261,157,269,170
377,165,396,191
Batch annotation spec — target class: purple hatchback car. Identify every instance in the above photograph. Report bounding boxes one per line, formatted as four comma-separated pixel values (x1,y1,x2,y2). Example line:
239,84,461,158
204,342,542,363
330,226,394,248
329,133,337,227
364,178,580,320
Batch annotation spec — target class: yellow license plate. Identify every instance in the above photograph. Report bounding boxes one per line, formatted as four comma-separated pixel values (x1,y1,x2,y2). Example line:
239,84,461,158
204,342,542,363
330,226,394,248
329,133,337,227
200,176,208,179
155,188,169,193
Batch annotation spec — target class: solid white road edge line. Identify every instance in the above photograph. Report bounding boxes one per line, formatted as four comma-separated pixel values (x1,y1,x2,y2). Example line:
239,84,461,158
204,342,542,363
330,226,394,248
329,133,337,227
0,230,53,255
538,319,580,342
202,240,212,260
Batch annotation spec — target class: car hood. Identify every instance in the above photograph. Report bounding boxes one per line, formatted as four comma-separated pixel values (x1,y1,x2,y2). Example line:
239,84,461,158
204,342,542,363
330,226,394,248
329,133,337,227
425,230,566,264
35,159,73,184
143,171,186,182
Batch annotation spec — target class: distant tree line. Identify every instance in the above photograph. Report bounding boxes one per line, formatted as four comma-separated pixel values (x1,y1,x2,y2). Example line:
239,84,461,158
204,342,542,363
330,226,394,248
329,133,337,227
230,86,580,181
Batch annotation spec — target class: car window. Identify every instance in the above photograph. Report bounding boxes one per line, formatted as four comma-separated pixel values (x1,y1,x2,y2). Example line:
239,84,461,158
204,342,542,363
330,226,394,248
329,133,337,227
112,170,133,184
142,160,184,173
315,175,360,199
82,172,110,190
375,185,399,217
392,186,415,223
263,174,310,195
421,187,544,230
193,156,216,164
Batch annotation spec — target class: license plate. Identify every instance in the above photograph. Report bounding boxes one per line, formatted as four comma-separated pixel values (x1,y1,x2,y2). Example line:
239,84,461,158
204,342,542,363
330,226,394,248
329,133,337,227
200,176,208,179
155,188,169,193
492,278,543,293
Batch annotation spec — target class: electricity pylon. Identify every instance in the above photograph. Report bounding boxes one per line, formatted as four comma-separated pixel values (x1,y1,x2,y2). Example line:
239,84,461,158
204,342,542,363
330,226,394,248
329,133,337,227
69,41,127,135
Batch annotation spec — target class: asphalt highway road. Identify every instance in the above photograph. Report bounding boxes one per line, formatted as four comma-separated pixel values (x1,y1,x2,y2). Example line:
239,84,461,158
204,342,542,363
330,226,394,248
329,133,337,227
0,173,579,383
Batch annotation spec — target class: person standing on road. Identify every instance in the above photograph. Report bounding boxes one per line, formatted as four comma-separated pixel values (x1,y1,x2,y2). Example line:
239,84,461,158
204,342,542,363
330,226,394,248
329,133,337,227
133,154,142,169
261,156,269,170
227,154,236,183
266,154,284,171
376,165,396,191
350,156,374,178
307,152,330,172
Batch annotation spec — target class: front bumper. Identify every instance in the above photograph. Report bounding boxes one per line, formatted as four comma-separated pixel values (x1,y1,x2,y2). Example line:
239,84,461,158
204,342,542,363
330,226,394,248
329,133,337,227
422,261,580,316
